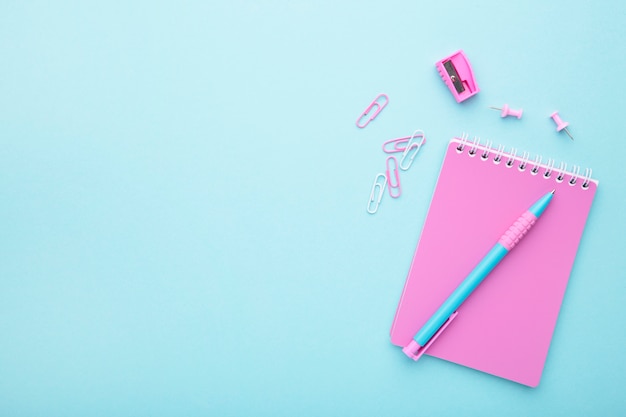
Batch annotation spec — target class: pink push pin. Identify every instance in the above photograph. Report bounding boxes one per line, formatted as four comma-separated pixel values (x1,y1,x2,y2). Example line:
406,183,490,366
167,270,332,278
489,104,523,119
550,111,574,140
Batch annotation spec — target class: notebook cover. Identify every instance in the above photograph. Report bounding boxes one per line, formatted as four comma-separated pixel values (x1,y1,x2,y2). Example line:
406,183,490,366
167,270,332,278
390,138,598,387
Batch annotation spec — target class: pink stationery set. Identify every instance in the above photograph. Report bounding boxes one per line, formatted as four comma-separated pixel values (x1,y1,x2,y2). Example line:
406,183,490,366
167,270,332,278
390,136,598,387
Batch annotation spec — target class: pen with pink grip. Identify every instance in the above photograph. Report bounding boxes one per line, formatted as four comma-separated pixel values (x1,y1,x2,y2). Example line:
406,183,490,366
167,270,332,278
403,190,555,360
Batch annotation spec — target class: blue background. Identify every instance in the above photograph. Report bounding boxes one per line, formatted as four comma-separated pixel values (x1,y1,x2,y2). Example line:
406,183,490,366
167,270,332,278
1,1,625,415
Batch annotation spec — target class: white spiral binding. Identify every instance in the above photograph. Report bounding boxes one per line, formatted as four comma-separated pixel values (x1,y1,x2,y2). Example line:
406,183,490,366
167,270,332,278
531,154,543,175
556,162,567,182
454,136,594,189
456,132,469,152
543,159,555,178
468,136,480,156
493,144,505,164
505,148,517,168
582,168,593,189
569,165,581,186
481,140,493,160
519,151,531,171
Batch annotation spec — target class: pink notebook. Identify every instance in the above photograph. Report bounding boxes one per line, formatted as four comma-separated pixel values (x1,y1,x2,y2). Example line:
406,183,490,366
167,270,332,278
390,137,598,387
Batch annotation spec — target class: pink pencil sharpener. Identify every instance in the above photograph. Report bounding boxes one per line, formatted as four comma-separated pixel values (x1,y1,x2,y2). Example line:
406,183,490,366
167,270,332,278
435,50,479,103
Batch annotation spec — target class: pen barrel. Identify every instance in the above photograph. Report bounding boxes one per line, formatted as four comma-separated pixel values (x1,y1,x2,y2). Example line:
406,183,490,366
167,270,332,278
410,191,554,351
498,211,537,251
414,243,509,346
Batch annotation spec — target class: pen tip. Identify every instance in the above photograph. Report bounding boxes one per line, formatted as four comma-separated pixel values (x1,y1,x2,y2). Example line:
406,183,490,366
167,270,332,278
551,189,555,194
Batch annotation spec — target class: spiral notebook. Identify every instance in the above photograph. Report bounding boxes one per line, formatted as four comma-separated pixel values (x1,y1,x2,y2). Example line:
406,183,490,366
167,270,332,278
390,137,598,387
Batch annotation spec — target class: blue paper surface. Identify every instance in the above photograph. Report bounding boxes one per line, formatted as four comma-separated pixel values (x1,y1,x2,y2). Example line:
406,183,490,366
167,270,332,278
0,1,624,415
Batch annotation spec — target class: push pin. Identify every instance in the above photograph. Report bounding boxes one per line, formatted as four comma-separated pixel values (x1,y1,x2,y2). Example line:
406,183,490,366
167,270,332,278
550,111,574,140
489,104,523,119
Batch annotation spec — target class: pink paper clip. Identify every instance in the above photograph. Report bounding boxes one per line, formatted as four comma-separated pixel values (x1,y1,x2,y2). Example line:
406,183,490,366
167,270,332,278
382,136,411,154
385,156,402,198
356,93,389,128
383,130,426,154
